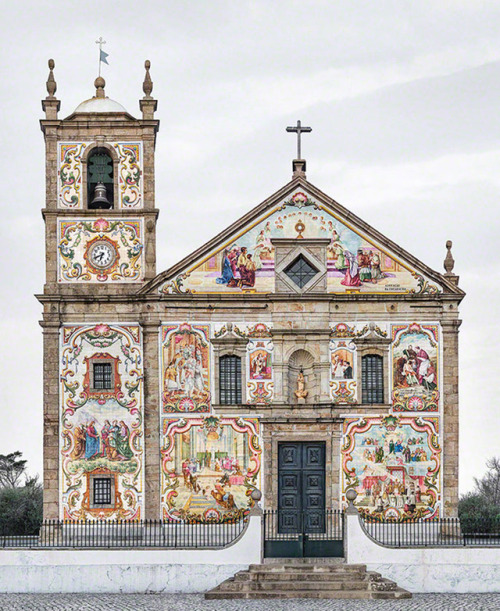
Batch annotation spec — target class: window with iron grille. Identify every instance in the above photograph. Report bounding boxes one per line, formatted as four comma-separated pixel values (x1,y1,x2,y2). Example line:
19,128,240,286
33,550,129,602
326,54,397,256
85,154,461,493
362,354,384,404
93,362,113,390
93,477,112,506
284,255,318,288
219,355,242,405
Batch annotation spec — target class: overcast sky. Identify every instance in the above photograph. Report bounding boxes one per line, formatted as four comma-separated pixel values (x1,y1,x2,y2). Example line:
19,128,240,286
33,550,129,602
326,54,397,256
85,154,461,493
1,1,499,493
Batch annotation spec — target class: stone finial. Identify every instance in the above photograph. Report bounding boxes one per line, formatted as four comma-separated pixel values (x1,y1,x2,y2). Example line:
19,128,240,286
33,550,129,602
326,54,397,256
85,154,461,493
42,59,60,119
46,59,57,98
143,60,153,98
140,59,158,119
444,240,455,275
94,76,106,99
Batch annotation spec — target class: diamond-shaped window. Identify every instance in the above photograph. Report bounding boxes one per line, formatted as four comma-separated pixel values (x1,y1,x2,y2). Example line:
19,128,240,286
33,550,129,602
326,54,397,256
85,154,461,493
284,255,318,289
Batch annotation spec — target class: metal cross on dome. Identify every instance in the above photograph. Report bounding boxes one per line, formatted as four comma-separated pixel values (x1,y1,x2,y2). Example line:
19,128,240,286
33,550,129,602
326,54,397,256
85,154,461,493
286,120,312,160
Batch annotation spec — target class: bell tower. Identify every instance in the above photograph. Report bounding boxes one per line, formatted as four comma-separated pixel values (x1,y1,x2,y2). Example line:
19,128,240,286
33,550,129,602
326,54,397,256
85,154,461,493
40,60,159,293
39,60,159,520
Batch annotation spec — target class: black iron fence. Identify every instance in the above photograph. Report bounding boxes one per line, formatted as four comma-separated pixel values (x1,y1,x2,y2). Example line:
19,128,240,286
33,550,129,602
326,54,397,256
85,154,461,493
362,516,500,547
0,518,248,549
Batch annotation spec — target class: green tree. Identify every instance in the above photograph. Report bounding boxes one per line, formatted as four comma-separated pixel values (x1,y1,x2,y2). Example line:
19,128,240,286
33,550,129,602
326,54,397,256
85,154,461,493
459,458,500,533
0,452,42,536
0,452,27,488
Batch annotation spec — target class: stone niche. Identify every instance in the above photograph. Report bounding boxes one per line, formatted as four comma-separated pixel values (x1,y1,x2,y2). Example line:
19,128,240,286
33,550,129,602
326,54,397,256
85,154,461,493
287,348,318,404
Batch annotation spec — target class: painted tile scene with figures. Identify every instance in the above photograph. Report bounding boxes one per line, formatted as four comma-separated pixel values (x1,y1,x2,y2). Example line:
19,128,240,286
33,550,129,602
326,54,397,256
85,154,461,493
59,324,144,520
160,417,261,522
160,190,441,296
342,415,441,520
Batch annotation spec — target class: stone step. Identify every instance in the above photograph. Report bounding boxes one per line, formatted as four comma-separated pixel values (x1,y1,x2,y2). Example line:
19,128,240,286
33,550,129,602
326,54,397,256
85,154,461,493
205,588,412,600
248,563,367,572
234,571,380,582
205,563,412,600
217,579,373,592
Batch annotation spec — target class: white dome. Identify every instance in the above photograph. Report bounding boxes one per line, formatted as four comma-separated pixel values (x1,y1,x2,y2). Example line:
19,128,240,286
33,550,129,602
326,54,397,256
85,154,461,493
73,96,128,114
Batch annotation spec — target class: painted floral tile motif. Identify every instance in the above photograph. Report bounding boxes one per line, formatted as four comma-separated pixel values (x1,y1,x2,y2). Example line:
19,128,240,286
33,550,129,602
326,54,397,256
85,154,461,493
160,190,441,296
391,323,440,412
342,415,441,520
113,142,143,208
58,143,88,208
60,324,144,520
161,323,211,413
58,217,144,283
161,417,261,522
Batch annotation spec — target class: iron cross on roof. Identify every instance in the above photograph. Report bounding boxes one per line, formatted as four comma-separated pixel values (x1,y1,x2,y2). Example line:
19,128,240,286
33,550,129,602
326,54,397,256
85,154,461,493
286,120,312,159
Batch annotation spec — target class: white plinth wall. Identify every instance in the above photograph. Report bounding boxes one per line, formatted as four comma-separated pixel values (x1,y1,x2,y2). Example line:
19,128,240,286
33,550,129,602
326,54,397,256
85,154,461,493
345,510,500,593
0,514,262,594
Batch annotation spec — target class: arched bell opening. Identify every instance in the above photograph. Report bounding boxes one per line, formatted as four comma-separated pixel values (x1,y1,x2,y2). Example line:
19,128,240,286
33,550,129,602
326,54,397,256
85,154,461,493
87,147,114,209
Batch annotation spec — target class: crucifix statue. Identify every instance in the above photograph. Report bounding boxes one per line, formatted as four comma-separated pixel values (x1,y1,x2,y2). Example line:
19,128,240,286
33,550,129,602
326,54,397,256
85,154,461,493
286,120,312,159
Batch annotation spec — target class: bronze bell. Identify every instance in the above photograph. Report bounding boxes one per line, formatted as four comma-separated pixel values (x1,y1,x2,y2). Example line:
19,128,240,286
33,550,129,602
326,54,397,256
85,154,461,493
90,182,112,209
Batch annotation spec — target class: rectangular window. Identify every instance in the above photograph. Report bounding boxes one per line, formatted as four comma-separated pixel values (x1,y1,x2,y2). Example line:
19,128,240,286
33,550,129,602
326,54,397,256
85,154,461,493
219,355,242,405
362,354,384,404
92,477,112,506
93,362,113,390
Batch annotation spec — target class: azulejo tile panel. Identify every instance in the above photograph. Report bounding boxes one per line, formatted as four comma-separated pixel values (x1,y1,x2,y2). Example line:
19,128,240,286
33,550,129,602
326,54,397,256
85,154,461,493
159,189,441,295
342,415,441,520
59,323,144,520
160,416,261,522
391,323,440,412
161,323,211,414
57,141,143,209
57,217,144,283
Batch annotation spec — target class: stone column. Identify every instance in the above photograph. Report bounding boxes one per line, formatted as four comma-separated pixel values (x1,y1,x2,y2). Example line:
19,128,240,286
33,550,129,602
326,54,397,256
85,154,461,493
41,320,60,520
142,321,161,519
441,318,461,516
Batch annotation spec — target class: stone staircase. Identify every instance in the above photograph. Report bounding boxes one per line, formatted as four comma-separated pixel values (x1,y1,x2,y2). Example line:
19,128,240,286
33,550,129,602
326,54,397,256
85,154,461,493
205,561,412,600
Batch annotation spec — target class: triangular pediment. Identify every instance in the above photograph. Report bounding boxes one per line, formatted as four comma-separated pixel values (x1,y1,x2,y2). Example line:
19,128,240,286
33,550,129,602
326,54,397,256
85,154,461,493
141,177,463,297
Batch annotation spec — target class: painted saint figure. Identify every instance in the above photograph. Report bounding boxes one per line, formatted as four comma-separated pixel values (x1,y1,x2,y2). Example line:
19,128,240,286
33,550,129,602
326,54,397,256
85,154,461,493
341,250,362,287
85,421,100,460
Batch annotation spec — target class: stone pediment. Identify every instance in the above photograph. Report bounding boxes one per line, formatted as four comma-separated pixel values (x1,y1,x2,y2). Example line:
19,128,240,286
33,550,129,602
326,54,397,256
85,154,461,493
140,176,463,297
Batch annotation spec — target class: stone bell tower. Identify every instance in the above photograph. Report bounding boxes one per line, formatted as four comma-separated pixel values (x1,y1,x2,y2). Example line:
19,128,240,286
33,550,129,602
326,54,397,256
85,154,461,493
38,60,160,519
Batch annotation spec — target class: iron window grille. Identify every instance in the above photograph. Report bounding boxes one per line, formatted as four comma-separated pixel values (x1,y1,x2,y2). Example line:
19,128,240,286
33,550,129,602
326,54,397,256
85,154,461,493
361,354,384,404
219,355,242,405
93,362,113,390
284,254,318,289
92,477,112,506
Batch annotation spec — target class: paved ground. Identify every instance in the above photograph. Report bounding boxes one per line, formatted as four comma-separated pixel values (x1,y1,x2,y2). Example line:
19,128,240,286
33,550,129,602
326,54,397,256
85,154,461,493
0,594,498,610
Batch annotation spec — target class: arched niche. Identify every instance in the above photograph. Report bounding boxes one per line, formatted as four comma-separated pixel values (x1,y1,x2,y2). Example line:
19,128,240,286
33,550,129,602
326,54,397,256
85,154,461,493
287,348,317,404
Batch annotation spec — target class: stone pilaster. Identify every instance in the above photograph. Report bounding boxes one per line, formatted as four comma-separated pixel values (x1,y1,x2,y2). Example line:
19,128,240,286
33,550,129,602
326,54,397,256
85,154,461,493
41,320,60,520
142,321,160,519
441,318,461,516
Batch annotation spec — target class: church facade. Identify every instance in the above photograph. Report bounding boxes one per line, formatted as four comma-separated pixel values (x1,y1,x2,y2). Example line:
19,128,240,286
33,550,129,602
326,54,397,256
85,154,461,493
38,62,464,525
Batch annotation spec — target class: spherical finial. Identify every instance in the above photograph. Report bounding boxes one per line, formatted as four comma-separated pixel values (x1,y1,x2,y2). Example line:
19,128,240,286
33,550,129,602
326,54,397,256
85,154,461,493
250,488,262,502
95,76,106,98
145,60,151,70
346,488,357,503
46,58,57,98
446,240,452,250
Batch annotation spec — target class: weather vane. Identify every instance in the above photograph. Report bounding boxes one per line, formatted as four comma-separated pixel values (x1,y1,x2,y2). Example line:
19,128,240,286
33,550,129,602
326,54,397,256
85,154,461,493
96,37,109,76
286,120,312,159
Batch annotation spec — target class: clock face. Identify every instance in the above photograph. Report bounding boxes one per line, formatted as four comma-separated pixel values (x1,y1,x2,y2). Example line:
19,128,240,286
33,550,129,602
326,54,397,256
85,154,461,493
89,241,117,269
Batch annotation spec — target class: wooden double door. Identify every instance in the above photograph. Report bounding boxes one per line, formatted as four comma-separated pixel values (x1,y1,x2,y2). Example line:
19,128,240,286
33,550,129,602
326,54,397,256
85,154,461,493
278,441,326,534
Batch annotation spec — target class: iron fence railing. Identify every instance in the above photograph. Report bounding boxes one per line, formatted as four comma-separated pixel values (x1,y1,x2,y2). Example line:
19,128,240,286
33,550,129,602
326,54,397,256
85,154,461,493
362,516,500,547
264,509,344,542
0,518,248,549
